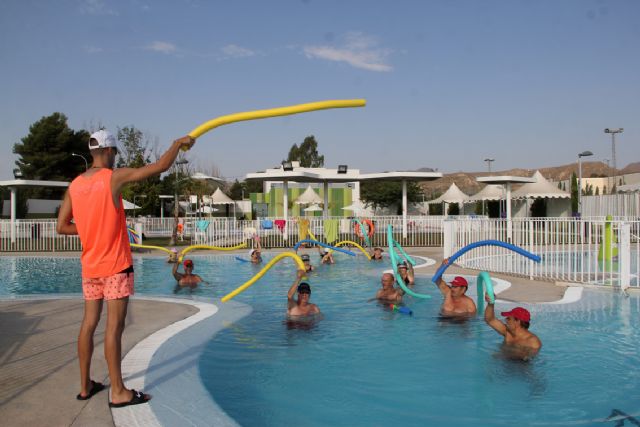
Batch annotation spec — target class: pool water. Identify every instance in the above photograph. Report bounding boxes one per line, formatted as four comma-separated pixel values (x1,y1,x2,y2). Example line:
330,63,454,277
1,254,638,426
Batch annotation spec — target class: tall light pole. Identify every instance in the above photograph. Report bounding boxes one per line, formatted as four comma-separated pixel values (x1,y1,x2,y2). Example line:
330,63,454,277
578,150,593,217
484,158,495,173
604,128,623,193
170,159,189,245
71,153,88,170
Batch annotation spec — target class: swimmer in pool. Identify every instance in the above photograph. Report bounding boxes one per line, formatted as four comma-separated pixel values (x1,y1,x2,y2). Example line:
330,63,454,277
397,261,415,286
300,254,314,272
318,247,334,264
249,235,262,264
370,247,384,261
484,296,541,359
172,259,203,291
287,270,320,317
434,259,477,316
375,272,403,303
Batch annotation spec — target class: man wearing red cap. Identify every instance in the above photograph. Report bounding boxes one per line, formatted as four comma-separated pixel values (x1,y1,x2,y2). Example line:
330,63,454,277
484,298,542,358
435,259,476,316
172,258,204,291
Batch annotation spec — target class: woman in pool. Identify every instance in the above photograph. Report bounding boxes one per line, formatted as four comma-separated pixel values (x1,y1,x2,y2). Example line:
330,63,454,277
172,259,203,291
318,247,334,264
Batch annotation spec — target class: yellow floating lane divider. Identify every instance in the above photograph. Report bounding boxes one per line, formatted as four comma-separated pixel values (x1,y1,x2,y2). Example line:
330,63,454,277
130,243,175,255
187,99,366,142
334,240,371,260
178,242,248,262
221,252,305,303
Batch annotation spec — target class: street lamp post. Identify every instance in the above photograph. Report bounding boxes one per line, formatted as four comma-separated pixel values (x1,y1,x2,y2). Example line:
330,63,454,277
484,158,495,173
71,153,88,170
604,128,623,193
578,150,593,217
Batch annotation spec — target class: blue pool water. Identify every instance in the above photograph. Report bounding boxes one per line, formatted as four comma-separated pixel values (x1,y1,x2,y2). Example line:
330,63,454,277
1,254,639,426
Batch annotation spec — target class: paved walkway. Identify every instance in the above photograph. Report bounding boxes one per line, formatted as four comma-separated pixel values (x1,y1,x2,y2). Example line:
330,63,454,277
0,247,569,426
0,298,197,427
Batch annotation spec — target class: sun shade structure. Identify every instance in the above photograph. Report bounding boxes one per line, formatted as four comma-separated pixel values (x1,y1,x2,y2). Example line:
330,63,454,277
303,204,323,212
427,183,470,204
294,185,324,205
468,184,504,201
210,188,236,217
122,200,141,210
512,171,570,199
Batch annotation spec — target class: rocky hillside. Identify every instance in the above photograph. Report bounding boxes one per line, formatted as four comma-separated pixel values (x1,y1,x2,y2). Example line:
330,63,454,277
418,161,638,197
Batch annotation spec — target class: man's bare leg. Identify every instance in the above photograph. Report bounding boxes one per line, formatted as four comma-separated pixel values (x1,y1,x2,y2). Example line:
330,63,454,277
105,297,133,404
78,299,103,397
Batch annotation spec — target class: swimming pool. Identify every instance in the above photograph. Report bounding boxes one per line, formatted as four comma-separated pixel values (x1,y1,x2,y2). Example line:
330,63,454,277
2,254,638,426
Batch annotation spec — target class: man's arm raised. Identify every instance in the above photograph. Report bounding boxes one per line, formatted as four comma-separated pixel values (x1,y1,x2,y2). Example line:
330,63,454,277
111,136,195,198
484,295,507,336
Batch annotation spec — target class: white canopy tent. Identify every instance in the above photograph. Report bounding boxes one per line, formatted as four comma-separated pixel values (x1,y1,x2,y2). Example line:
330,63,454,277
210,188,236,217
511,171,571,219
618,182,640,193
468,184,504,201
428,183,470,204
122,200,141,210
294,185,324,205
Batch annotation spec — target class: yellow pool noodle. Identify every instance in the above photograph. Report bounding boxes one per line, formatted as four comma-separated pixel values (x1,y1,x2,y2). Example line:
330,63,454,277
187,99,366,142
334,240,371,260
221,252,305,303
178,242,248,262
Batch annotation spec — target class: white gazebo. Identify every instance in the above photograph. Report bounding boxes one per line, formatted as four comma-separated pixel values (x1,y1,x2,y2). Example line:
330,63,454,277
210,188,236,218
468,184,505,216
476,175,537,241
428,183,470,214
511,171,571,218
294,185,324,206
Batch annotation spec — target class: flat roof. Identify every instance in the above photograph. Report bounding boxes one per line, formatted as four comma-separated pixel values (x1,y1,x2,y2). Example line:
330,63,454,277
246,168,442,183
476,176,536,185
0,179,70,188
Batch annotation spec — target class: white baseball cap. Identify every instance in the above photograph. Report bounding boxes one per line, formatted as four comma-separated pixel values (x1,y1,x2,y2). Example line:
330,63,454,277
88,130,119,150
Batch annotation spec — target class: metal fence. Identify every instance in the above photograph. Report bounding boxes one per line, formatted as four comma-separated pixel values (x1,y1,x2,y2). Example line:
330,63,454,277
443,217,639,289
2,215,638,290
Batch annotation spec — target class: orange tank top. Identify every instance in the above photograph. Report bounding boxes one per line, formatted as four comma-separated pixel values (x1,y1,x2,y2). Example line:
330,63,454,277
69,169,132,278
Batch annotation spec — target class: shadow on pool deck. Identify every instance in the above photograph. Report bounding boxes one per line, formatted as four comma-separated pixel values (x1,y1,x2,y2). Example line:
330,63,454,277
0,247,569,426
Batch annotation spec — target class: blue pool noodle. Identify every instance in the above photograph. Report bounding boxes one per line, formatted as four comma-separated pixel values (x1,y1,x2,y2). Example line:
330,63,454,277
432,240,541,284
292,239,356,256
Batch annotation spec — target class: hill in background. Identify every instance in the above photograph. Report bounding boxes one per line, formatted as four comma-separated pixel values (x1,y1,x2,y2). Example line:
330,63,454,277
417,161,640,197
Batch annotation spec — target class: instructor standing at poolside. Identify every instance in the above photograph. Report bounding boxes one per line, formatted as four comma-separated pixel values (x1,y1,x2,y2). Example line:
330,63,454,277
57,130,194,407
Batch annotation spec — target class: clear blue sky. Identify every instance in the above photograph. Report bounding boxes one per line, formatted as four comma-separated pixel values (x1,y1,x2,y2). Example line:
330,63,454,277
1,0,638,181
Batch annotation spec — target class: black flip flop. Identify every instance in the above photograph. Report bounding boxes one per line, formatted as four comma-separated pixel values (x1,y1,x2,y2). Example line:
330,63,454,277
76,380,105,400
109,389,150,408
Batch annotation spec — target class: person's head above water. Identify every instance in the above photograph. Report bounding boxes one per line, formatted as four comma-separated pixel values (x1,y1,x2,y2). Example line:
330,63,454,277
397,261,407,270
501,307,531,328
301,254,310,262
381,272,395,288
449,276,468,288
297,282,311,295
183,259,194,269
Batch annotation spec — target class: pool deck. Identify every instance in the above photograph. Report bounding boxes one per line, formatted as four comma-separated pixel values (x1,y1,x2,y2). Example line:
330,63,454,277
0,247,570,426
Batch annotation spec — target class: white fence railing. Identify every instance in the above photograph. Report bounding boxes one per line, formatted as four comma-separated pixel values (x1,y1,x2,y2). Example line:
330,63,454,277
0,219,82,252
443,217,639,288
2,216,639,290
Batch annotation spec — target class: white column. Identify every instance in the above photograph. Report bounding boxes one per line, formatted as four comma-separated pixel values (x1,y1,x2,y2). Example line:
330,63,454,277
620,223,630,291
10,187,17,244
402,180,408,239
506,182,512,242
283,181,288,242
323,181,329,218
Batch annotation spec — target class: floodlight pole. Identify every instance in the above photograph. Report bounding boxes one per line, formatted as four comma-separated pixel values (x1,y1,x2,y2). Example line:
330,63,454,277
578,151,593,217
604,128,623,193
